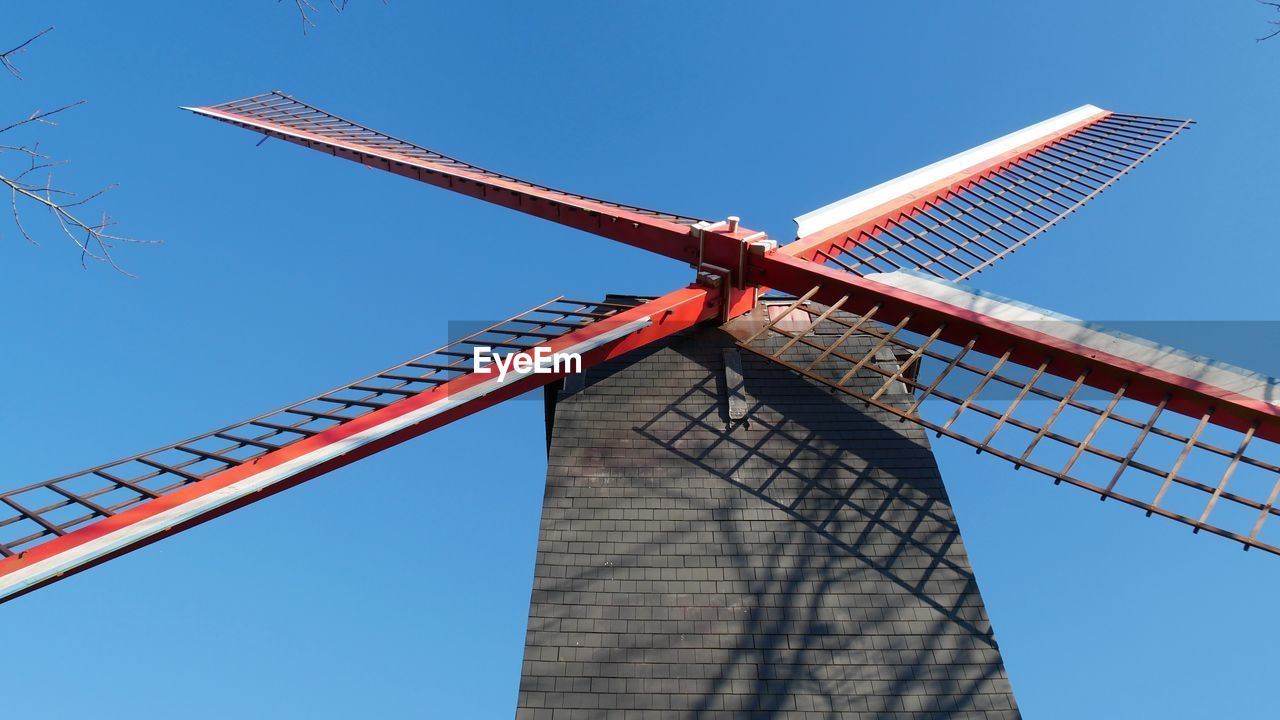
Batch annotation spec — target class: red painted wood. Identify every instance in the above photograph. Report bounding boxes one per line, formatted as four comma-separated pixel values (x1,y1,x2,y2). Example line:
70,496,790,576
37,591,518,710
781,110,1112,262
0,285,721,602
752,251,1280,442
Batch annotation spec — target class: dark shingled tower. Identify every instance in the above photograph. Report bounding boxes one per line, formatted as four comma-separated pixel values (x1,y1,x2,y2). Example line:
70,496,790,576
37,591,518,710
517,301,1020,719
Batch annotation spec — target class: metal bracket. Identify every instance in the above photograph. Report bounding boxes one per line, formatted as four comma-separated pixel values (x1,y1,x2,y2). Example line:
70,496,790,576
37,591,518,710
691,217,773,322
691,217,774,291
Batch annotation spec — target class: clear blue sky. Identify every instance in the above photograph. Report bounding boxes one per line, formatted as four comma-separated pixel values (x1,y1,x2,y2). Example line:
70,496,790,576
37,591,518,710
3,2,1278,717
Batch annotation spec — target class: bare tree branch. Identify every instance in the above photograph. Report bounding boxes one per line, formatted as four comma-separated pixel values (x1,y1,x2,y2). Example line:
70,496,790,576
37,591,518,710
281,0,350,34
1260,0,1280,41
1,30,153,272
0,103,156,274
0,100,85,136
0,26,53,79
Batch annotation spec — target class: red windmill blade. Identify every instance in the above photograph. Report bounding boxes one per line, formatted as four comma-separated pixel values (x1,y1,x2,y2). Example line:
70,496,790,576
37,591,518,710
2,92,1271,609
735,270,1280,550
786,106,1192,279
0,291,720,602
181,91,715,265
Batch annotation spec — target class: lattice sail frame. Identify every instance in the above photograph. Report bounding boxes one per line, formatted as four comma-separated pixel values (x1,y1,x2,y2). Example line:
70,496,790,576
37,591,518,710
8,91,1269,606
0,289,720,601
0,299,634,558
199,92,709,227
183,92,725,267
786,106,1192,281
738,277,1280,554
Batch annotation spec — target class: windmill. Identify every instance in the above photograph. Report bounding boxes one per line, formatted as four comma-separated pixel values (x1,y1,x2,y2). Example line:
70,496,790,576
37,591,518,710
3,93,1274,715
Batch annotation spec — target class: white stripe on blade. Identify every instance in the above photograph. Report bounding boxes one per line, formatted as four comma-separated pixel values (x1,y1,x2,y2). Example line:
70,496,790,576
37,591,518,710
866,271,1280,407
793,105,1105,239
0,316,652,601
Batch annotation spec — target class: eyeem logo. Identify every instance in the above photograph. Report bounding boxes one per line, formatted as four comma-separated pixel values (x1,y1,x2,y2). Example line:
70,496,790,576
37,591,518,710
473,346,582,382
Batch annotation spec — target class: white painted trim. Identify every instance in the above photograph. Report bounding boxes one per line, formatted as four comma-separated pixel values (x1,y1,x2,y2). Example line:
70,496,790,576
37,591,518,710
866,271,1280,407
0,316,653,600
793,105,1106,239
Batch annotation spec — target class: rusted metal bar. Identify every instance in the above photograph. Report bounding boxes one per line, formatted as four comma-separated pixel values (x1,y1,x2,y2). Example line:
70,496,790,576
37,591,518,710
939,347,1014,433
804,304,883,372
870,324,946,402
1102,395,1170,500
1149,408,1215,514
980,357,1051,448
1197,422,1258,530
774,296,849,357
741,287,820,345
1060,383,1129,477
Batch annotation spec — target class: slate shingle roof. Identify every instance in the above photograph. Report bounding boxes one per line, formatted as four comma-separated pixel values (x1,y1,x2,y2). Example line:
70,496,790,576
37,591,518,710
517,307,1019,719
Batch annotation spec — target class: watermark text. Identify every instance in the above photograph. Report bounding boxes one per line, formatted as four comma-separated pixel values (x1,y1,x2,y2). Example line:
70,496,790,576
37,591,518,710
473,346,582,382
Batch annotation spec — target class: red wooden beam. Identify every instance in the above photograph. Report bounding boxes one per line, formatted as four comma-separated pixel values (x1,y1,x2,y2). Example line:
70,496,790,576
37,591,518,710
186,93,775,279
782,105,1113,263
186,94,710,264
0,285,721,604
749,250,1280,443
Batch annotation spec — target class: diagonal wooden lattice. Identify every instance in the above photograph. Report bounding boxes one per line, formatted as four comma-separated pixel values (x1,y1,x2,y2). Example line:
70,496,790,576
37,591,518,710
0,297,637,558
794,114,1192,280
739,298,1280,554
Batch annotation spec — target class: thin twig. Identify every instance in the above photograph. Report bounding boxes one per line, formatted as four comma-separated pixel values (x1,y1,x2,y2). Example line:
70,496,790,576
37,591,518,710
0,101,86,136
0,103,156,273
0,27,53,79
281,0,350,34
1,26,152,271
1260,0,1280,42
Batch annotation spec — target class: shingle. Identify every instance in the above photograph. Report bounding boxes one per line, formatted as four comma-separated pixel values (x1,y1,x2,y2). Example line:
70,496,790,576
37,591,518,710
518,310,1020,718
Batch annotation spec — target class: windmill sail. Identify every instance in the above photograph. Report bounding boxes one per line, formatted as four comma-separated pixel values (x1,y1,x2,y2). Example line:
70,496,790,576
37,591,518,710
738,271,1280,553
12,92,1252,613
185,92,712,262
787,106,1192,280
0,289,719,603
